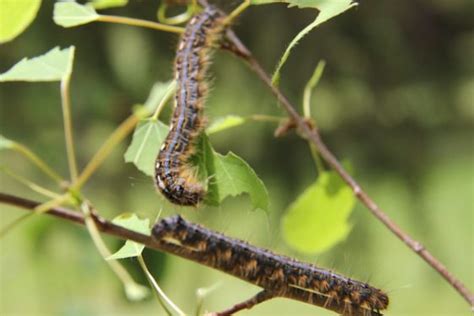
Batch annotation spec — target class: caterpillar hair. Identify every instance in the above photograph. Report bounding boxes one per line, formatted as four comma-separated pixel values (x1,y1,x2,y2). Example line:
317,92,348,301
154,5,227,206
152,215,389,315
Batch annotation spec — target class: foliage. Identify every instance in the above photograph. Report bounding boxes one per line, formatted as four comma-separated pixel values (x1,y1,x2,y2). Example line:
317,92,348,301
0,0,355,275
124,118,270,212
0,0,42,44
107,213,150,260
1,0,470,315
0,47,75,82
124,119,168,177
207,115,246,134
53,2,100,28
249,0,357,84
282,170,355,253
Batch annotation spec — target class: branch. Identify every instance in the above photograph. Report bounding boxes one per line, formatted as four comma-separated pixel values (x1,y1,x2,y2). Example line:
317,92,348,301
222,29,474,308
212,290,273,316
0,192,383,316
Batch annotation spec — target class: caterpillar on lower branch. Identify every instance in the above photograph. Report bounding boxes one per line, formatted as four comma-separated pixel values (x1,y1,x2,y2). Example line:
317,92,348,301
152,216,389,316
154,6,226,206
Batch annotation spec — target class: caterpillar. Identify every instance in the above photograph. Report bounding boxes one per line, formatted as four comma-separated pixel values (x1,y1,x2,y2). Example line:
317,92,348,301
154,5,227,206
152,215,389,316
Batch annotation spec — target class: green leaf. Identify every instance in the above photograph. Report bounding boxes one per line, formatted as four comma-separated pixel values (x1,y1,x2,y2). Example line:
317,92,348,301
125,122,268,211
206,115,246,134
0,135,14,150
213,152,269,211
0,0,41,44
144,80,176,115
0,46,75,82
250,0,357,85
53,2,99,28
107,213,150,260
282,170,355,254
124,119,169,176
200,137,269,211
251,0,353,10
89,0,128,10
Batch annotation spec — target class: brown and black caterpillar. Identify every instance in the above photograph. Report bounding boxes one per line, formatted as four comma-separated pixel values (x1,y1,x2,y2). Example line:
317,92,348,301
152,216,389,316
154,6,226,206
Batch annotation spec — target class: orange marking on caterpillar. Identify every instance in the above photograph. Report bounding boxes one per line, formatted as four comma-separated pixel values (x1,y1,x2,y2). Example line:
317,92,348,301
152,215,389,315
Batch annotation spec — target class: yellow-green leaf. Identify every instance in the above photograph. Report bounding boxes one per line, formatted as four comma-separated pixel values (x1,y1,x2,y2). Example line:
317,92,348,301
207,115,246,134
0,0,41,44
107,213,150,260
250,0,357,85
124,119,169,176
125,122,269,211
0,46,75,82
282,170,355,253
198,136,269,212
53,2,99,28
213,151,269,211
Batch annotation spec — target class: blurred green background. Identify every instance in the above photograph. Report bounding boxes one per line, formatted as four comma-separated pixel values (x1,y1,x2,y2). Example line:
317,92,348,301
1,0,473,315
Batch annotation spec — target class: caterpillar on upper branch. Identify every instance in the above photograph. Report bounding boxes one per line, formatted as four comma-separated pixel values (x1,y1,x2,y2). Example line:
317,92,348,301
154,5,226,206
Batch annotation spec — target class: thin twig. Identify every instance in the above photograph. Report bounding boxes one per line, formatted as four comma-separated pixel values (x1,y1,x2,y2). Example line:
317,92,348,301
73,114,141,190
151,81,177,121
97,15,184,33
302,60,325,120
80,202,148,301
137,254,185,316
60,75,79,182
212,290,273,316
224,0,250,26
34,193,71,214
0,167,62,199
10,142,64,185
222,29,474,308
302,60,326,173
0,213,33,238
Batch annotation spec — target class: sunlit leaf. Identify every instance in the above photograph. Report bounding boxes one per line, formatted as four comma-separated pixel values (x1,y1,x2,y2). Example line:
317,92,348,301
199,136,269,212
53,2,99,28
213,151,269,211
107,213,150,260
0,47,75,82
124,119,168,177
0,0,41,44
125,121,269,211
89,0,128,10
250,0,357,12
0,135,14,150
250,0,357,85
282,170,355,253
207,115,246,134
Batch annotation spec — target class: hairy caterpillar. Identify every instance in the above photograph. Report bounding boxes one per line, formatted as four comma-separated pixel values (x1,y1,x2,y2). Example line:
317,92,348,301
154,6,226,206
152,216,389,315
